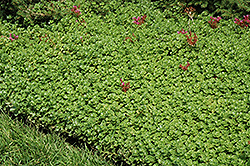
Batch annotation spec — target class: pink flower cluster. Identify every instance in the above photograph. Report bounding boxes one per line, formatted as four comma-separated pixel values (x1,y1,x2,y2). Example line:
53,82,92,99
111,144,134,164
9,33,18,41
71,5,81,17
177,28,188,34
179,61,190,71
186,31,198,46
120,78,130,92
177,29,197,46
124,33,136,43
208,16,221,29
132,15,147,25
234,15,250,28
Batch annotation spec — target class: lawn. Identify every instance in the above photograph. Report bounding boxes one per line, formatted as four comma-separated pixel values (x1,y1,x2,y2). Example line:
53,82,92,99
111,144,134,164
0,108,115,165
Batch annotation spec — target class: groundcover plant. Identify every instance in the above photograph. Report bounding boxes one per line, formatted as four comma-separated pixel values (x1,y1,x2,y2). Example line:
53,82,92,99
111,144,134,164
0,0,250,165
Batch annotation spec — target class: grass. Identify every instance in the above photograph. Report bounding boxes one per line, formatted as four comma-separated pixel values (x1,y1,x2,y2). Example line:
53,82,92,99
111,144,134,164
0,109,114,166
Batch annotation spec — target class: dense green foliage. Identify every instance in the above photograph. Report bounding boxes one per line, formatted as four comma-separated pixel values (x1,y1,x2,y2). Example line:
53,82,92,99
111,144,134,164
3,0,249,27
154,0,250,19
0,110,113,165
1,0,250,165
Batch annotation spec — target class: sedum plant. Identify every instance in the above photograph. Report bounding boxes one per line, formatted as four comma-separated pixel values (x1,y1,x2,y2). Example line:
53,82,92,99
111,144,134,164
0,0,250,165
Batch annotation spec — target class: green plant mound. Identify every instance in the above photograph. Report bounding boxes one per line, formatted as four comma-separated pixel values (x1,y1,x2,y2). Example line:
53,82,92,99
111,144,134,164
0,0,250,165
